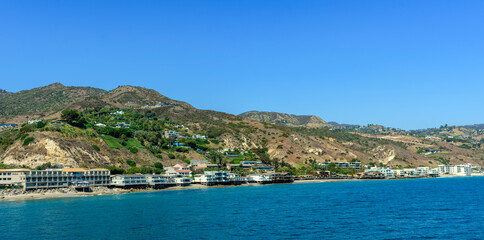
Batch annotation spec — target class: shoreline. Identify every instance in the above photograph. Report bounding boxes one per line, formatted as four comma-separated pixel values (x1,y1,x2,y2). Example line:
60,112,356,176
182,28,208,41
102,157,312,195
2,175,482,202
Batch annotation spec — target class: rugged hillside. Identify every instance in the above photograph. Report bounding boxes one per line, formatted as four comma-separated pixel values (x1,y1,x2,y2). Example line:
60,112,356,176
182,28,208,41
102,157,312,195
239,111,330,128
0,83,482,171
0,131,190,169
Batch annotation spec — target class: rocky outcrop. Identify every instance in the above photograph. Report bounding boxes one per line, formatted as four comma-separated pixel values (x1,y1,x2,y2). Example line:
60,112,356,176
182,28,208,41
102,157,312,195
1,132,112,168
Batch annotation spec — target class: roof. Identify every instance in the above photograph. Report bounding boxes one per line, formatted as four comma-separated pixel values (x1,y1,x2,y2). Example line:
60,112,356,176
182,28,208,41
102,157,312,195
90,168,109,171
61,168,87,172
0,168,30,172
113,174,146,178
176,170,192,173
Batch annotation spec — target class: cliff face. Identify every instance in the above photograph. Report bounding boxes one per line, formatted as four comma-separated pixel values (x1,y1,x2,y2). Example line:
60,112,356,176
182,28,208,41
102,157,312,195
0,132,188,169
1,132,109,168
239,111,330,128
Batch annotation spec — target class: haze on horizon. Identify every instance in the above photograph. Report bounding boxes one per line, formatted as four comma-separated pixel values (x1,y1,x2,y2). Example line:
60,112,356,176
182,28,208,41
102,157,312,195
1,0,483,130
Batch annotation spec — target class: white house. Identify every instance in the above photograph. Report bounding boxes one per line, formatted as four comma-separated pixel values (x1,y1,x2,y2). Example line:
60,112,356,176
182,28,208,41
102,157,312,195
111,174,147,188
247,174,272,183
164,164,192,177
194,171,230,185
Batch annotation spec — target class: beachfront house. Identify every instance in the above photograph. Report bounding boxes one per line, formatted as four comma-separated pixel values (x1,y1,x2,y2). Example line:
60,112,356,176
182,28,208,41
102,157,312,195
194,171,230,185
247,174,272,184
438,164,472,176
175,176,192,186
111,174,148,188
365,167,394,178
145,175,169,188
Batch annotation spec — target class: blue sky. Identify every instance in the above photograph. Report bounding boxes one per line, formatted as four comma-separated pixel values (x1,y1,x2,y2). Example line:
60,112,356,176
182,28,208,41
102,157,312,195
1,0,483,130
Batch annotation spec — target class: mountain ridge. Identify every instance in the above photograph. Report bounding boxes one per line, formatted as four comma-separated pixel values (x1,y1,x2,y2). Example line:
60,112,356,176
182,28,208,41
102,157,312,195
239,111,330,128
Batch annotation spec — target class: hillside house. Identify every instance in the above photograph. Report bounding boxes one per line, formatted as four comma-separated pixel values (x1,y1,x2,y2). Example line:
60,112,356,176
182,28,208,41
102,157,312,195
164,164,192,177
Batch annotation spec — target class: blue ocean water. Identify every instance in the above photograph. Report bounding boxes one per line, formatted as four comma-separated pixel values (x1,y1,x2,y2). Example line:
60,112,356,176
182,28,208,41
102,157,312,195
1,177,483,240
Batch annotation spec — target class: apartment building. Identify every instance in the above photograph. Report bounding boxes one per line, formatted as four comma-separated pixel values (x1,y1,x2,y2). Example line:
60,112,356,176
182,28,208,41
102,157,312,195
0,168,110,190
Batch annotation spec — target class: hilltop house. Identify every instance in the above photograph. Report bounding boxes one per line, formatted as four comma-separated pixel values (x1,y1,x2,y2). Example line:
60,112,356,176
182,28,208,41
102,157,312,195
0,124,17,129
164,130,181,139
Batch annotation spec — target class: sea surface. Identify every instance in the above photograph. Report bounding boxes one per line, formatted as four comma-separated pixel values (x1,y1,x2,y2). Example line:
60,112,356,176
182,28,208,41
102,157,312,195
1,177,483,240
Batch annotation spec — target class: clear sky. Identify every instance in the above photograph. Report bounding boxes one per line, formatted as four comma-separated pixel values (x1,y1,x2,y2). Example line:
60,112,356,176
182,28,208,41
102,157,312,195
1,0,483,130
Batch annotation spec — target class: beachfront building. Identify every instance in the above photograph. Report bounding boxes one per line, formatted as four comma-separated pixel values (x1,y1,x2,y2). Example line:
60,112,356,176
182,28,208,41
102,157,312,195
0,168,110,190
145,175,169,188
0,169,29,188
247,174,272,184
365,167,394,178
438,164,472,176
228,173,246,185
194,171,230,185
173,175,192,186
111,174,147,188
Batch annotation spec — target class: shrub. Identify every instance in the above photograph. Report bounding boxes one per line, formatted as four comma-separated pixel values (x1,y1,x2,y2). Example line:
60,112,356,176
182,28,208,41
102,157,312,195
107,166,125,174
175,147,189,153
35,162,53,170
126,159,137,167
168,153,175,159
126,167,141,174
154,162,163,169
140,167,154,174
23,137,35,146
36,121,46,129
129,147,138,154
92,145,100,151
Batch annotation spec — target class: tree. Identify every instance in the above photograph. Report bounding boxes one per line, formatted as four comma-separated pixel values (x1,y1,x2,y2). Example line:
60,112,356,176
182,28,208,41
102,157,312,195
154,162,163,169
206,150,224,169
126,159,136,167
61,109,87,128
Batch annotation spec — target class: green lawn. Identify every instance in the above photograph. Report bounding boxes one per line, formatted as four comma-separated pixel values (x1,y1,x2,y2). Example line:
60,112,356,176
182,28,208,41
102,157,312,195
102,135,143,150
125,138,143,149
102,135,123,149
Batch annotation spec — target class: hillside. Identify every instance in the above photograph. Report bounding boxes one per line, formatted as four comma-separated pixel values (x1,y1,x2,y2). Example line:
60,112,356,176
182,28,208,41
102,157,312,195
0,83,483,173
239,111,330,128
0,89,11,98
0,83,194,123
0,83,106,122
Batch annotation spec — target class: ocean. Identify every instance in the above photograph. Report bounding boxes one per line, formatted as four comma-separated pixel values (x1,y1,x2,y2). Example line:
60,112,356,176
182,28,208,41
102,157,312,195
1,177,483,240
